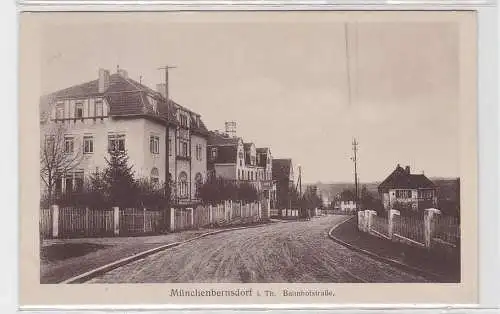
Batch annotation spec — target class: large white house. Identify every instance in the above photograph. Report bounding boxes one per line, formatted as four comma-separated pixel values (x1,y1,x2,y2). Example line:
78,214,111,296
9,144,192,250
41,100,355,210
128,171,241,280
39,67,209,204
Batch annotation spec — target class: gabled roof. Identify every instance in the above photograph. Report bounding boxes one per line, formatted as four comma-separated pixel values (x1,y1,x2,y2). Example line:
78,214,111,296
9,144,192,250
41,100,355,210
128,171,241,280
272,158,293,181
41,71,208,135
207,131,241,146
339,190,356,202
378,164,436,192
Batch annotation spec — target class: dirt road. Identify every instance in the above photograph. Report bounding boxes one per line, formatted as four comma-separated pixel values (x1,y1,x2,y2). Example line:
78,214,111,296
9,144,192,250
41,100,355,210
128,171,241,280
89,215,430,283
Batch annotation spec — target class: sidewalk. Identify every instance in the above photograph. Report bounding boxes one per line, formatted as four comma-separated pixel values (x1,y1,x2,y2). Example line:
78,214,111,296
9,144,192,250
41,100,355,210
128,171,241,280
330,217,460,282
41,221,272,284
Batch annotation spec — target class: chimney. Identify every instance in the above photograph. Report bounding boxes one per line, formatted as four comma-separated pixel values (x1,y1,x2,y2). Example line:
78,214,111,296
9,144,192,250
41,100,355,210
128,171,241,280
117,68,128,78
225,121,237,138
405,166,410,174
156,83,167,98
98,68,110,93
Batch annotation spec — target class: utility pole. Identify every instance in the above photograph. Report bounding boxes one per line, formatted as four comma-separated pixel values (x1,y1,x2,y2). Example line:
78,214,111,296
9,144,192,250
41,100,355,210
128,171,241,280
351,138,359,210
298,165,302,196
157,65,176,208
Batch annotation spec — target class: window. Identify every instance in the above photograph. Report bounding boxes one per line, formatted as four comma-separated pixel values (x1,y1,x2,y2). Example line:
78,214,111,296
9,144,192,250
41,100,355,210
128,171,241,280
75,103,84,119
150,135,160,154
150,168,159,186
108,134,125,152
64,136,74,153
251,171,254,181
56,103,65,119
238,169,241,180
65,173,73,193
194,173,203,198
95,98,104,117
168,137,173,156
418,190,433,199
45,136,55,152
396,189,412,199
178,172,188,198
179,114,188,127
74,171,84,192
195,144,203,161
83,136,94,154
148,96,158,113
179,141,188,157
210,147,218,160
251,156,256,166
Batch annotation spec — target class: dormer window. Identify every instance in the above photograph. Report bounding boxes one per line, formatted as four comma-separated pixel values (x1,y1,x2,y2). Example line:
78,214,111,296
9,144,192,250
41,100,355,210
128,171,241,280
56,102,64,119
179,114,188,128
75,102,84,119
95,98,104,117
148,95,158,113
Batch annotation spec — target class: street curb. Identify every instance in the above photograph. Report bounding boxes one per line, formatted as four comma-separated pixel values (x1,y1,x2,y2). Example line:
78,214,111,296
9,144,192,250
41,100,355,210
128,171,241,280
327,216,446,282
61,221,275,284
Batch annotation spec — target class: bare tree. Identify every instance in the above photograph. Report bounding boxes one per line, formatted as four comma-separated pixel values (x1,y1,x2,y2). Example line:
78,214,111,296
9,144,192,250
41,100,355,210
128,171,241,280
40,123,83,205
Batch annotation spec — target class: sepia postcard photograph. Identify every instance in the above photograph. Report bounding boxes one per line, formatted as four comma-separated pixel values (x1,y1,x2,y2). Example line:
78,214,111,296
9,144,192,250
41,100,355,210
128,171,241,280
19,10,478,307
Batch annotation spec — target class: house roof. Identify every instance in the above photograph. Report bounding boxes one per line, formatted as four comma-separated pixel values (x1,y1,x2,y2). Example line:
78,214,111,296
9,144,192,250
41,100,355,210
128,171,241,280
378,164,436,191
207,131,241,164
272,159,293,181
207,131,241,146
339,190,357,201
40,71,208,136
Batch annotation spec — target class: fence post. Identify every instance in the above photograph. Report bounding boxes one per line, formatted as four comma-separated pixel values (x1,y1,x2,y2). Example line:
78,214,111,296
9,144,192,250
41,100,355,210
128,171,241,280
143,208,147,233
189,207,194,228
51,205,59,238
113,206,120,236
388,209,400,239
85,207,90,236
209,205,213,224
424,208,441,248
357,210,364,231
367,210,377,232
170,208,175,232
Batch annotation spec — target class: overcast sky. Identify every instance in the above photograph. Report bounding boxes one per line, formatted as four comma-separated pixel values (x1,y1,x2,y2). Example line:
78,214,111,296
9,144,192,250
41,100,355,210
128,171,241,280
41,17,459,184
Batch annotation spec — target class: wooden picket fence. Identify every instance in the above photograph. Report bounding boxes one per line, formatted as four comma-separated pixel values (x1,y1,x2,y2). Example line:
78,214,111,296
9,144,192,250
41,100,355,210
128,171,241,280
40,201,262,239
371,215,389,238
393,215,425,245
434,215,460,246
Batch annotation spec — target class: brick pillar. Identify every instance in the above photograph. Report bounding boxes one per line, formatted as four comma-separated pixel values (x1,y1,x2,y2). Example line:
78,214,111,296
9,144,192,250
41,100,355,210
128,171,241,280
51,205,59,238
424,208,441,248
388,209,400,239
113,206,119,236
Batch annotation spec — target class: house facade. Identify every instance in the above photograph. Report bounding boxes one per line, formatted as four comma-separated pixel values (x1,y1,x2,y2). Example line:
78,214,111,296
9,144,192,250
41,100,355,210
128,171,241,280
333,190,358,212
378,164,438,212
206,129,276,209
39,67,208,205
272,158,294,209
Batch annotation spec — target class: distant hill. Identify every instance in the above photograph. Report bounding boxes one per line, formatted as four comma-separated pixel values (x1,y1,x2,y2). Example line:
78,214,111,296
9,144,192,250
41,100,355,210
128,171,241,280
306,177,459,203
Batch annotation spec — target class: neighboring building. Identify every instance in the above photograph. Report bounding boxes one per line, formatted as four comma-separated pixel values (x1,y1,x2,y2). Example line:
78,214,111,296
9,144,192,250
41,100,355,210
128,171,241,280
39,67,209,204
272,158,294,209
206,126,276,209
256,147,276,209
378,164,438,212
334,190,358,212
